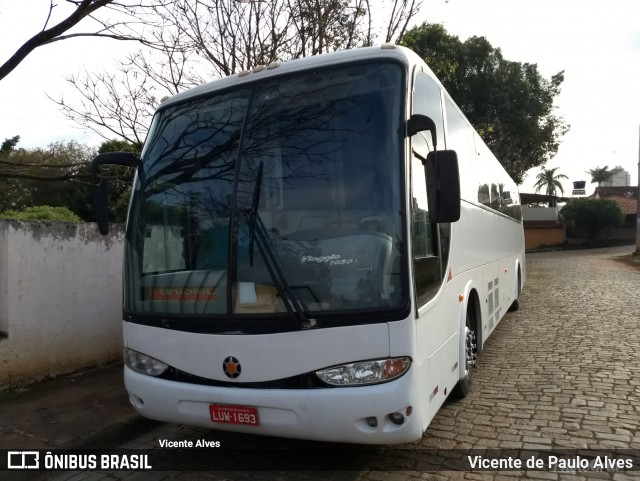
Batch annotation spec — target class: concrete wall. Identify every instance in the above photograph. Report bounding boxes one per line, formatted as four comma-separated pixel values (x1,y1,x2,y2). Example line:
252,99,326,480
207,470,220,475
567,226,636,244
523,219,565,251
524,226,565,251
522,206,559,221
0,220,124,390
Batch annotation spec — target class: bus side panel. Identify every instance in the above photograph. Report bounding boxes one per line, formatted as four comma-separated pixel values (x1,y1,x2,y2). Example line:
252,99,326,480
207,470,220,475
414,266,473,429
450,202,524,278
450,202,524,335
413,197,524,432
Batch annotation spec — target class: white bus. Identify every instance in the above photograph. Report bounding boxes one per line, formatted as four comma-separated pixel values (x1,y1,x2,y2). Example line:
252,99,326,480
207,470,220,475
93,45,525,444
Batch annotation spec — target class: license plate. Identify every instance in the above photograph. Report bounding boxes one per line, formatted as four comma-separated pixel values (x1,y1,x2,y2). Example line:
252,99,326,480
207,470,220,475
209,404,259,426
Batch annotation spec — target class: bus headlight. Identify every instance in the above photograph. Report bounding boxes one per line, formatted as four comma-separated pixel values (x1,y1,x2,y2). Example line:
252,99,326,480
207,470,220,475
124,348,169,377
315,357,411,386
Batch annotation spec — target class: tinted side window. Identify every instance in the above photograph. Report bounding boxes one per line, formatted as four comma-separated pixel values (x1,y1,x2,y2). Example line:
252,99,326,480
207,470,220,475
413,73,445,147
411,71,447,308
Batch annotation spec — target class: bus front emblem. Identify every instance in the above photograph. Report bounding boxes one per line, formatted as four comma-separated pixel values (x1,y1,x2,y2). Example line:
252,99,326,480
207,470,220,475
223,356,241,379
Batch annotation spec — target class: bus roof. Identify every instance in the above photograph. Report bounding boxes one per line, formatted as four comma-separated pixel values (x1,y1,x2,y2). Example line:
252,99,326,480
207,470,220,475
160,45,423,109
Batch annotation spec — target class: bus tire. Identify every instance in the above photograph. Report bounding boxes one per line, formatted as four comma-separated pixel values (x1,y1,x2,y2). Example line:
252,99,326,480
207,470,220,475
509,269,521,312
451,310,477,399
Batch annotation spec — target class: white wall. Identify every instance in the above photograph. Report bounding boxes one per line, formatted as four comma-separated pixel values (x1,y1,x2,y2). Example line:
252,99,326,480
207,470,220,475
522,206,559,222
0,220,124,389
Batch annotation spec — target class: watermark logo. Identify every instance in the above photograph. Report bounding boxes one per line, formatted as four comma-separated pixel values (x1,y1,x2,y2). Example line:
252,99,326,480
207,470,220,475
7,451,39,469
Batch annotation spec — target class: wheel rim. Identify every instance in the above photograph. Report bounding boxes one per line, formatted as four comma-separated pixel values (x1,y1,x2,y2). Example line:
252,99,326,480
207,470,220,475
463,324,477,376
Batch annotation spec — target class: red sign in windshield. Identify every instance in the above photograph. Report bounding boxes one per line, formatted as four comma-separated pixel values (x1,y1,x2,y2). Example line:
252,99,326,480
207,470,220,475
146,287,217,301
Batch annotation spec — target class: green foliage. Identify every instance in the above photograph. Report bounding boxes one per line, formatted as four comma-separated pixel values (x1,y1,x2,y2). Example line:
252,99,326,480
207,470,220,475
1,135,19,154
561,199,624,242
112,189,132,223
0,205,81,222
400,23,569,184
0,137,136,224
98,139,140,154
97,139,138,223
0,138,95,220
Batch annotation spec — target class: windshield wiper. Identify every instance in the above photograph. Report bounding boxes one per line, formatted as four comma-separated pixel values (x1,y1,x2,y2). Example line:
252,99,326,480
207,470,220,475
247,161,262,267
246,162,316,330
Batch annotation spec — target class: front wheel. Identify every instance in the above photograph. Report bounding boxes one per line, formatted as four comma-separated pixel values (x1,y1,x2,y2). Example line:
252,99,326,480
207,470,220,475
451,311,477,399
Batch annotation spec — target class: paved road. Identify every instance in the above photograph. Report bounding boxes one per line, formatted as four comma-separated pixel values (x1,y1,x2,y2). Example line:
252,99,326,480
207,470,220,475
49,246,640,480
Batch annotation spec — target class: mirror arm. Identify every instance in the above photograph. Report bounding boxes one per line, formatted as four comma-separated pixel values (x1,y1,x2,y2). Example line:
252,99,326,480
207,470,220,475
407,114,438,149
91,152,140,183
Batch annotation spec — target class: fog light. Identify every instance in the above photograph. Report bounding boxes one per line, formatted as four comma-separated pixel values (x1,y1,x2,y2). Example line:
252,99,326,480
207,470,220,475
129,393,144,408
389,412,404,425
365,416,378,427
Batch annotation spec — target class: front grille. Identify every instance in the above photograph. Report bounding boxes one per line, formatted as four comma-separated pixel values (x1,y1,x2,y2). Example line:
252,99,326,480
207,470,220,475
161,367,330,389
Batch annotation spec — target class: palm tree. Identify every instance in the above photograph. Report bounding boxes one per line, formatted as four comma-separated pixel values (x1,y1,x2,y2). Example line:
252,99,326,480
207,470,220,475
533,167,568,207
587,165,621,186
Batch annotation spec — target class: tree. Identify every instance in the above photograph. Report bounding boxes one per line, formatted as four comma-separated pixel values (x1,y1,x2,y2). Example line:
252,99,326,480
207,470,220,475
0,136,137,222
587,165,622,186
400,23,569,184
561,199,624,243
53,0,422,145
1,135,20,154
0,205,81,222
0,137,96,219
98,138,140,154
0,0,165,83
533,167,568,206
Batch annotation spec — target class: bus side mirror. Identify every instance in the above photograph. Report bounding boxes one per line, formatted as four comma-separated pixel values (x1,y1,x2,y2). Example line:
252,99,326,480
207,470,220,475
95,178,109,235
91,151,139,236
426,150,461,223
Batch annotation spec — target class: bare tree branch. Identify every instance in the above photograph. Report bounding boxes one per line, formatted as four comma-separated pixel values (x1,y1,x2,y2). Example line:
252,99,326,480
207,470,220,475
385,0,421,43
0,0,169,82
54,0,424,144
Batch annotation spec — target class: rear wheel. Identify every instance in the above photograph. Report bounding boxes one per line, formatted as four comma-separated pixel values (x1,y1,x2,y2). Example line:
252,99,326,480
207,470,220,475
509,269,521,311
451,310,477,398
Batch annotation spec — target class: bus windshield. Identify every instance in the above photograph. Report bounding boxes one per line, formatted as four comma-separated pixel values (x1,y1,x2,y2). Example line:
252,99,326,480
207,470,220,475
125,61,406,321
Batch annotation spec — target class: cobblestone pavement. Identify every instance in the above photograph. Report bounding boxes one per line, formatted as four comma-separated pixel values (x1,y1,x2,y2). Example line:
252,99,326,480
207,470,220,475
46,247,640,481
421,246,640,453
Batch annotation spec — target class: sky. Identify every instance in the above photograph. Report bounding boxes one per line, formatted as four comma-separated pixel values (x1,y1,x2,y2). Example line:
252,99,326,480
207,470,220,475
0,0,639,196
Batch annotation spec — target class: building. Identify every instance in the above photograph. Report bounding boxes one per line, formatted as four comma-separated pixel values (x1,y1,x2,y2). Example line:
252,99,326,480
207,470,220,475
520,193,566,251
601,166,631,187
520,186,638,249
591,186,638,241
